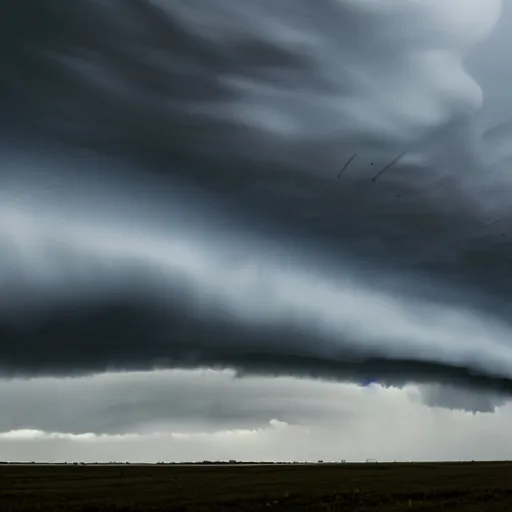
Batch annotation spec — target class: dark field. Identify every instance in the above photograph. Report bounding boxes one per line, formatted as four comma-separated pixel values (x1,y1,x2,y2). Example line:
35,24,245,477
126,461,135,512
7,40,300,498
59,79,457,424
2,462,512,511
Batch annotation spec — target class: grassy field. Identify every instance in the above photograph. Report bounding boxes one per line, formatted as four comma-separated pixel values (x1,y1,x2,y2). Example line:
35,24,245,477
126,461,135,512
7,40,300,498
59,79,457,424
2,461,512,511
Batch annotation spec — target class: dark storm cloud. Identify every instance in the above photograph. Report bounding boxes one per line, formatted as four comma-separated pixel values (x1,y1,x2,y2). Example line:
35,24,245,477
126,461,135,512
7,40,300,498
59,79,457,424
2,197,512,398
1,0,512,402
418,384,507,414
0,0,504,269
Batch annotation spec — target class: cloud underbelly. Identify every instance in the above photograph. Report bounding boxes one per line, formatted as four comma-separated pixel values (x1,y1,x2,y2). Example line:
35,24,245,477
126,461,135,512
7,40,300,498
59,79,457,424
1,199,512,398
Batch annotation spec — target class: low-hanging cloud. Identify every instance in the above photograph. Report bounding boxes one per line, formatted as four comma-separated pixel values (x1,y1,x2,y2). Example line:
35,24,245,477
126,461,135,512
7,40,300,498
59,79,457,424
0,369,378,434
3,388,512,462
2,195,512,398
2,369,507,438
1,0,512,408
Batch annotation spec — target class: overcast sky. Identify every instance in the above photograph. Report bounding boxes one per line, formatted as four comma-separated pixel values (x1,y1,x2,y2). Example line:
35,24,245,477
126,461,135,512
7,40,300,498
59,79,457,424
2,0,512,462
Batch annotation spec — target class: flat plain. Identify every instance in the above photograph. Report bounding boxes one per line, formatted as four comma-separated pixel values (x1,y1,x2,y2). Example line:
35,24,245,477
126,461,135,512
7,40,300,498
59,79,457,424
2,461,512,511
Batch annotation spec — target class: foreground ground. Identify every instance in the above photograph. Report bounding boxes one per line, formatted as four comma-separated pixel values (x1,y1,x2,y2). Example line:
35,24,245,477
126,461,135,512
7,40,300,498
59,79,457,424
2,461,512,511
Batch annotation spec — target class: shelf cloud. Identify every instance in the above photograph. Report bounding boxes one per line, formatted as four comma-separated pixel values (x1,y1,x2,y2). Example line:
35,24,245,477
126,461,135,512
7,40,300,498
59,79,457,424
1,0,512,411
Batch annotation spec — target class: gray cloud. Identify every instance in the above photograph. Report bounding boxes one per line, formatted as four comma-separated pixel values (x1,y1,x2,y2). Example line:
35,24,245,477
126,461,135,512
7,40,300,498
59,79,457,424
2,383,512,463
3,197,512,396
418,384,507,413
1,0,512,401
2,370,505,437
0,370,357,434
